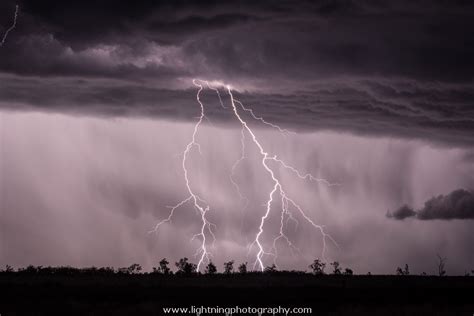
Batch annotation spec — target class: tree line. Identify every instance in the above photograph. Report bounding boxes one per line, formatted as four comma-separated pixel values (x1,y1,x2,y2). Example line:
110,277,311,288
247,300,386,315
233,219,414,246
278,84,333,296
2,256,468,276
0,258,349,276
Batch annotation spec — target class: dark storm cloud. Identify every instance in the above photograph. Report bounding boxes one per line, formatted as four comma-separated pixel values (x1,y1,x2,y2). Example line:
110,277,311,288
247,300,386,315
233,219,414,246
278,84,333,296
3,0,473,80
388,189,474,220
5,0,269,47
240,79,474,145
3,73,473,146
387,205,417,220
0,34,189,78
418,189,474,220
1,0,474,145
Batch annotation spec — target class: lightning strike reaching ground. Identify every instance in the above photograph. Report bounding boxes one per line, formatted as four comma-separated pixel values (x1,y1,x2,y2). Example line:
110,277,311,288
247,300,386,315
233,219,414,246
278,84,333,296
271,197,301,267
227,87,338,271
151,79,216,272
0,5,19,48
153,79,338,272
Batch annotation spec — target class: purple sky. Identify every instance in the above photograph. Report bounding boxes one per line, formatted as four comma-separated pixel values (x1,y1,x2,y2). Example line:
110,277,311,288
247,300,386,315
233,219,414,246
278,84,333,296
1,0,474,274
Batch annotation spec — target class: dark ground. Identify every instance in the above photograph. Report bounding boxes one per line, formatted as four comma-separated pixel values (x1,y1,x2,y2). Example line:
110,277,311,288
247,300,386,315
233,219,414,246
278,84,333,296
1,273,474,315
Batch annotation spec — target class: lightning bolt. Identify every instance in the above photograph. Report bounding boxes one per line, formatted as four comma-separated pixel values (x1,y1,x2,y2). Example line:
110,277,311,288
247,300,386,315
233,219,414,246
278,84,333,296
0,5,19,48
229,126,249,237
227,87,338,271
232,98,294,135
271,196,301,268
205,81,226,109
152,79,339,272
151,79,216,272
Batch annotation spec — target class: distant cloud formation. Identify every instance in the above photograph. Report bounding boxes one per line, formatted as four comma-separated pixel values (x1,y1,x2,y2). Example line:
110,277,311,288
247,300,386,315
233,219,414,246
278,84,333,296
387,205,417,220
388,189,474,220
1,0,474,146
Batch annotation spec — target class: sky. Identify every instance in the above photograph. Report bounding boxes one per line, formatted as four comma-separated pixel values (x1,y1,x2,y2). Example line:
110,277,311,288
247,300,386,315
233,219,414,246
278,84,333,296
0,0,473,274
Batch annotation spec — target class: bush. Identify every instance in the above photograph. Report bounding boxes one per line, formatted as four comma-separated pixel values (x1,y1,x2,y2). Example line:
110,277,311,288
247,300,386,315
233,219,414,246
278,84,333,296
175,258,197,275
309,259,326,275
238,262,248,274
205,261,217,275
223,260,234,274
330,261,341,275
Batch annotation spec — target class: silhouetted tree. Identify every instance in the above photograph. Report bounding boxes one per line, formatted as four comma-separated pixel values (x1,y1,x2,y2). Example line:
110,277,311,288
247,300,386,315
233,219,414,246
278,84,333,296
131,263,142,274
2,265,14,273
330,261,341,275
238,262,248,274
309,259,326,275
344,268,353,276
97,267,114,275
437,255,447,276
396,264,410,276
264,264,277,273
118,267,128,274
175,258,197,275
223,260,234,274
153,258,171,274
205,261,217,275
122,264,142,274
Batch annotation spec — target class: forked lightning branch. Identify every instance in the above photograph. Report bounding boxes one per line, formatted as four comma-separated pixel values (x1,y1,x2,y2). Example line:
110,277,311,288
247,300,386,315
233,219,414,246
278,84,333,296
151,79,339,272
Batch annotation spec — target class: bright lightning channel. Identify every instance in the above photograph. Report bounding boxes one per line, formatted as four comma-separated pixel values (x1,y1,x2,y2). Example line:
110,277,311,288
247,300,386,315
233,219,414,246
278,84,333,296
150,79,216,272
0,5,19,47
227,86,338,271
152,79,338,272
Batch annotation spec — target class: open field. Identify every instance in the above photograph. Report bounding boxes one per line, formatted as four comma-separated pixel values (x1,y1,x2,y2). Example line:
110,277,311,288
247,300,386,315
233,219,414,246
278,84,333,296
1,273,473,315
